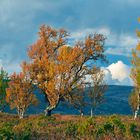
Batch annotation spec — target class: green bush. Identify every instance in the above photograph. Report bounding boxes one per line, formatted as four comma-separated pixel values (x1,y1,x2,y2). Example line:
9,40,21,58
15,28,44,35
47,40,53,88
0,122,15,140
129,123,140,139
0,129,15,140
65,121,78,137
13,122,32,140
77,117,96,136
103,121,114,134
96,126,105,138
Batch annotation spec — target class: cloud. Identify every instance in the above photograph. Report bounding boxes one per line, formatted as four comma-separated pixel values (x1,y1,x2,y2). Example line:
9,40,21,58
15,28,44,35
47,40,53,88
106,34,137,56
102,61,133,85
71,27,137,56
71,27,110,41
0,0,139,75
84,61,132,86
108,61,130,81
0,58,21,74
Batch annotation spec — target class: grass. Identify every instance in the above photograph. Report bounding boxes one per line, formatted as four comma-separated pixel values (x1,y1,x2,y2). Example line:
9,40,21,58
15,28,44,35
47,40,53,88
0,113,139,140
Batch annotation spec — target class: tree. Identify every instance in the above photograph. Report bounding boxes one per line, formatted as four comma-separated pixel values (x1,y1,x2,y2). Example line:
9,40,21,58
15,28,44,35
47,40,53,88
130,19,140,119
88,67,107,117
64,88,87,116
129,90,139,117
6,72,38,119
0,68,9,112
22,25,106,116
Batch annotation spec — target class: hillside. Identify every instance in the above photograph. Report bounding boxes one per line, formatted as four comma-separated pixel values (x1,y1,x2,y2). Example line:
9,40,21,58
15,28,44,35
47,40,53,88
5,85,134,115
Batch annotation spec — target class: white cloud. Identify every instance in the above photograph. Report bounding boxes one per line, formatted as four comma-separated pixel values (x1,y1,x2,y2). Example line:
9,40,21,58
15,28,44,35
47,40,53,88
84,61,132,86
0,0,72,28
71,27,110,41
102,61,133,85
103,69,120,85
108,61,130,81
71,27,137,56
106,34,137,56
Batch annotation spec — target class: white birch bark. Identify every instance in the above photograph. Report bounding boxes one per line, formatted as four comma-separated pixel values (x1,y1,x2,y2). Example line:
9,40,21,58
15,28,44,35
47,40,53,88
134,93,140,120
91,108,93,117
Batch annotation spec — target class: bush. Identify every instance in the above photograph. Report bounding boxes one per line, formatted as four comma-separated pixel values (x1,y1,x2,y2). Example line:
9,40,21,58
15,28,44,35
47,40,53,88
0,122,15,140
129,123,140,139
13,121,32,140
96,126,105,138
0,128,15,140
103,121,114,135
65,121,78,137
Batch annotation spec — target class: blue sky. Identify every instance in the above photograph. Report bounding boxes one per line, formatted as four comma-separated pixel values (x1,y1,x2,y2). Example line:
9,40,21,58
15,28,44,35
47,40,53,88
0,0,139,85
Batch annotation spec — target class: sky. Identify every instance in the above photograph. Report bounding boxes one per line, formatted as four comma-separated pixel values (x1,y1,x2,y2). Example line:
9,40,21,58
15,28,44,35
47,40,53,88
0,0,140,85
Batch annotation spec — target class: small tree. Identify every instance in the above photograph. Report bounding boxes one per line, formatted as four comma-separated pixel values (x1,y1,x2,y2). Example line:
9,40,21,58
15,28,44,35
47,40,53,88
6,72,38,119
130,18,140,120
0,68,9,112
89,67,107,117
129,90,139,118
65,89,87,116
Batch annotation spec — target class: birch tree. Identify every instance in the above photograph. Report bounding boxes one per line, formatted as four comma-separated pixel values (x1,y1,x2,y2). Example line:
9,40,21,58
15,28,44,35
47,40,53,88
129,18,140,120
89,67,107,117
22,25,106,116
65,89,87,116
129,90,139,119
6,72,38,119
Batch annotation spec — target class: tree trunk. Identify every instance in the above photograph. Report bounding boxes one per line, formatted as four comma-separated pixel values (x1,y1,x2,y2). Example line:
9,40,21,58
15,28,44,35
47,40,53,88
91,108,93,117
44,108,52,116
44,93,61,116
44,104,57,116
19,112,24,119
134,109,139,120
79,109,84,117
17,108,25,119
134,93,140,120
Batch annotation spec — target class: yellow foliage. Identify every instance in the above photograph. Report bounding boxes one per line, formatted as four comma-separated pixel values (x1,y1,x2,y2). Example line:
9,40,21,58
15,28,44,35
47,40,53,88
22,25,106,110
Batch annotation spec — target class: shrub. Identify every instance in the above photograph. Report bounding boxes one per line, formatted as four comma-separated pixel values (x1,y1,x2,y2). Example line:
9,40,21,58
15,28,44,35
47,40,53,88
13,121,32,140
129,123,140,139
0,122,15,140
65,121,78,137
96,126,105,138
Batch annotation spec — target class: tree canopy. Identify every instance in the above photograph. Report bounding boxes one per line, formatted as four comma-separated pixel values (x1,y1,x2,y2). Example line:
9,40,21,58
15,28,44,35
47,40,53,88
129,18,140,119
21,25,106,116
0,68,9,112
6,72,38,119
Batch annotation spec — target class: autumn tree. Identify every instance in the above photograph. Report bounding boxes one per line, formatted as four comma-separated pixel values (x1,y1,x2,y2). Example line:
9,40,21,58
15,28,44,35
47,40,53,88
130,19,140,119
0,68,9,112
88,67,107,117
129,90,139,118
6,72,38,119
22,25,106,116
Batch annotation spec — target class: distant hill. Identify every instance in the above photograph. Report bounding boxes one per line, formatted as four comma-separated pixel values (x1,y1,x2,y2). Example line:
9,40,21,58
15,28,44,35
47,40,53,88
5,85,135,115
